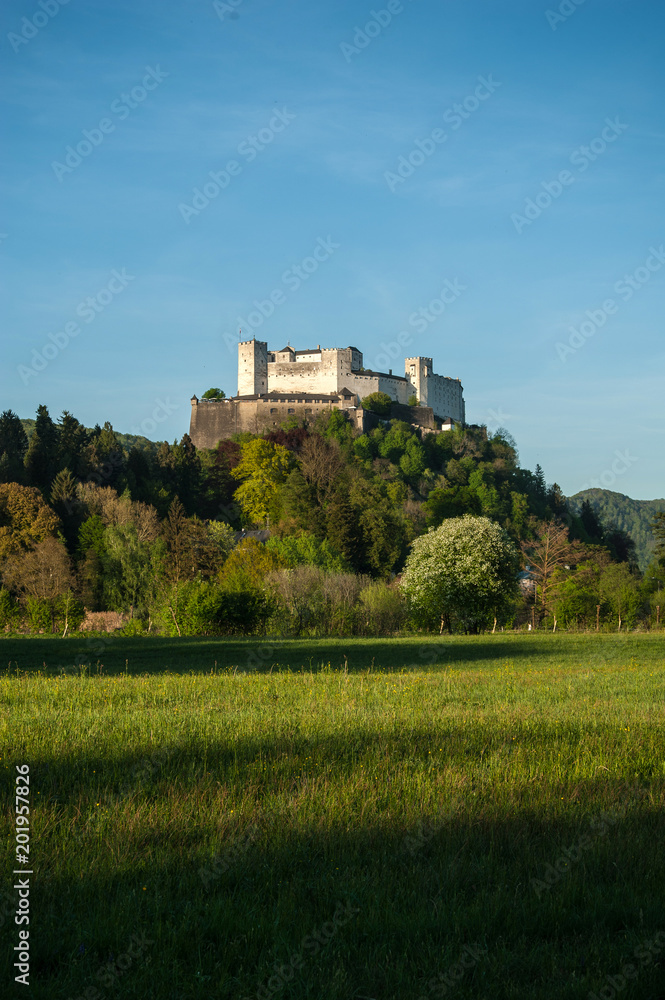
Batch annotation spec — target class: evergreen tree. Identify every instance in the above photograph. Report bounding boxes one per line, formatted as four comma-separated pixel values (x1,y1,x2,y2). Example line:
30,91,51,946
51,469,81,549
325,484,362,570
0,410,28,483
125,447,155,504
24,405,59,491
57,411,90,478
579,499,604,542
173,434,202,514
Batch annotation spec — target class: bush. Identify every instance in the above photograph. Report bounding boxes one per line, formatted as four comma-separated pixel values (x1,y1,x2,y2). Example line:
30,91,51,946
358,581,406,635
267,568,365,637
120,617,148,637
155,581,272,636
25,597,52,633
0,587,20,631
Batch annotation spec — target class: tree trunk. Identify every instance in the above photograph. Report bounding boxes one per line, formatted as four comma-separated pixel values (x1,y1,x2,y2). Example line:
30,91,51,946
169,604,182,636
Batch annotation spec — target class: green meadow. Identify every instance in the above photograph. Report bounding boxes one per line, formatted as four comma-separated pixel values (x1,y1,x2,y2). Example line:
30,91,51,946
2,633,665,999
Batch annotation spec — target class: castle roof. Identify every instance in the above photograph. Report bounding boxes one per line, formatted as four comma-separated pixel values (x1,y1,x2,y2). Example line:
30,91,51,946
276,346,295,354
361,368,409,383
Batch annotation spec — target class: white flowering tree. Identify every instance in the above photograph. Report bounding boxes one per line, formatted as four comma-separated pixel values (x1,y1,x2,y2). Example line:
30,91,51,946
400,514,519,633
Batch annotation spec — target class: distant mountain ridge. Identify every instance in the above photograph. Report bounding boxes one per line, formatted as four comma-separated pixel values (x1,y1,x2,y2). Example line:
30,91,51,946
568,489,665,572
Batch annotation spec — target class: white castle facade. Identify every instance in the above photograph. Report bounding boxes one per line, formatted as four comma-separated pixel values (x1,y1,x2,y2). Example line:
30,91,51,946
237,340,465,424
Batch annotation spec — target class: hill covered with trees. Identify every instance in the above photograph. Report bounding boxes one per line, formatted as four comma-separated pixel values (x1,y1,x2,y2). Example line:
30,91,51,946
0,405,662,637
568,489,665,572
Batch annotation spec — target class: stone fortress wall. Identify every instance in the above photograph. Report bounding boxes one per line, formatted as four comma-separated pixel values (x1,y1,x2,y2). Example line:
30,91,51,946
405,356,465,425
189,338,465,450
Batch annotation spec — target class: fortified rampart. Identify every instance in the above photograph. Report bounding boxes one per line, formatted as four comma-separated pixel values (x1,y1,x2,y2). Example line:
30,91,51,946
189,338,465,450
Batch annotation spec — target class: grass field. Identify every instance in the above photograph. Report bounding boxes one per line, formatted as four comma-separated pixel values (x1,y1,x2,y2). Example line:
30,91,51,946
2,633,665,999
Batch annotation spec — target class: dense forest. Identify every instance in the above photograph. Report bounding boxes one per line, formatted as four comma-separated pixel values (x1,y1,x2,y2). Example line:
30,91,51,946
568,489,665,572
0,405,663,637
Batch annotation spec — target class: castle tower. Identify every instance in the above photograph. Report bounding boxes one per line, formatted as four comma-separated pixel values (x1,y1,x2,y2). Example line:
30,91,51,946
405,356,432,407
405,356,464,423
238,338,268,396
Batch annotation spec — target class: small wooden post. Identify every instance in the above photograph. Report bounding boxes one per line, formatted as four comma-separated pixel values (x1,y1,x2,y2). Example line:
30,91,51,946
596,605,600,632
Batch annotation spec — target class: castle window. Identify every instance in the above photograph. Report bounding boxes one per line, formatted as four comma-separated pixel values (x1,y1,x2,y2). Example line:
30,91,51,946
270,408,277,413
288,408,295,413
305,408,312,414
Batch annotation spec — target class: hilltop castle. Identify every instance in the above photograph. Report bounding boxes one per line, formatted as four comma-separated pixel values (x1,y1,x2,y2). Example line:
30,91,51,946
189,340,465,449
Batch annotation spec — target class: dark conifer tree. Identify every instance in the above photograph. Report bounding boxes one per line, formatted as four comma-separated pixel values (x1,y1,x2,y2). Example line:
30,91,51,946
0,410,28,483
24,405,59,492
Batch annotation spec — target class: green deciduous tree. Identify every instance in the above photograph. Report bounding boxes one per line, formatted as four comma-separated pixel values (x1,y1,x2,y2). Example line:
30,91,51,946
423,485,481,527
102,523,161,616
231,438,293,525
348,476,405,577
221,537,285,591
361,392,392,416
265,532,349,572
598,563,642,630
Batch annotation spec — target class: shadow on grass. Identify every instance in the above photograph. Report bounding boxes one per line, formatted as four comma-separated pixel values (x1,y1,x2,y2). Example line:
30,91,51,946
9,717,663,797
1,778,663,1000
1,632,659,677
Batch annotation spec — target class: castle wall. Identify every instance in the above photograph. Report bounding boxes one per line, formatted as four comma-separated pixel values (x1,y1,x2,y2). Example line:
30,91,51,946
389,403,439,430
267,357,339,394
259,344,413,406
190,396,360,450
425,374,465,423
266,347,350,395
189,341,465,448
404,356,464,422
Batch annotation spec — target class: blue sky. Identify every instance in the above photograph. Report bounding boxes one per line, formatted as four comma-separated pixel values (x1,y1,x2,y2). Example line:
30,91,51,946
2,0,663,499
